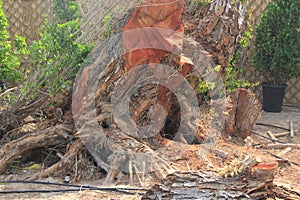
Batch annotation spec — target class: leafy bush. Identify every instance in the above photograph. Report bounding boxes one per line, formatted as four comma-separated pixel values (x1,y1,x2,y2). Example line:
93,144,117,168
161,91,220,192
27,20,92,97
20,0,93,100
52,0,79,22
223,51,258,92
253,0,300,85
0,0,93,113
0,0,26,85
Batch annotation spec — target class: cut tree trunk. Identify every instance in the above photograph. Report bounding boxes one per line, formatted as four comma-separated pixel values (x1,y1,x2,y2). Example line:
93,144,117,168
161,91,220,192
224,88,262,139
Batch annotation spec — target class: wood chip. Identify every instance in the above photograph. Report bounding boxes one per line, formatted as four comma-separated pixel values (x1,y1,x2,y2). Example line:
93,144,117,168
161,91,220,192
277,147,292,157
274,132,290,137
267,131,278,143
23,115,36,123
214,149,228,159
290,121,294,139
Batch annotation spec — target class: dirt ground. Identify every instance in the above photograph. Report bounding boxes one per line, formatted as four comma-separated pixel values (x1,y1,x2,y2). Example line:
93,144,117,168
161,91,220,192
0,106,299,200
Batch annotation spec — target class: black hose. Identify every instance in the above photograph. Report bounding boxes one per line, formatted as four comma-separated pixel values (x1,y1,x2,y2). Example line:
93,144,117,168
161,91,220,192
255,123,290,131
0,188,103,194
0,180,148,195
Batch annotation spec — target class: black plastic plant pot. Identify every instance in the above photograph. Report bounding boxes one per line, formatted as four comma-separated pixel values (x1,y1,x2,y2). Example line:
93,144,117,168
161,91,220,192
262,83,287,112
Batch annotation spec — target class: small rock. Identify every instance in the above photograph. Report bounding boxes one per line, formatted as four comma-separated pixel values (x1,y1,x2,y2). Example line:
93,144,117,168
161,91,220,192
256,156,263,163
64,174,71,183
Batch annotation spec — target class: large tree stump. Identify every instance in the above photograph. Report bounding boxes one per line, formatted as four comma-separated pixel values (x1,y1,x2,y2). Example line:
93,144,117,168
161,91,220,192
72,0,251,185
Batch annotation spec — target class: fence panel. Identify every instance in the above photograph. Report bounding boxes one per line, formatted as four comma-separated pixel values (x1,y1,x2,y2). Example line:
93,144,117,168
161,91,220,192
2,0,52,43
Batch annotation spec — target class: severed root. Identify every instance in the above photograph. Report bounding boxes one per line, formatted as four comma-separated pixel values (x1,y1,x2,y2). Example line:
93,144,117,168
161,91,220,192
0,124,73,173
102,152,127,185
29,139,83,180
102,151,177,186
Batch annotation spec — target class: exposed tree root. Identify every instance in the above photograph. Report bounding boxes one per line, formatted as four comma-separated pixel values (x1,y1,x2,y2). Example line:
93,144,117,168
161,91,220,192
29,139,83,180
0,124,73,173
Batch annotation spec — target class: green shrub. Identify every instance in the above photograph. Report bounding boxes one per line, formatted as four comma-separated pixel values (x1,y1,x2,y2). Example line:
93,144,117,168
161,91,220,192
223,51,258,92
253,0,300,85
0,0,93,111
21,0,93,99
53,0,79,22
27,20,92,96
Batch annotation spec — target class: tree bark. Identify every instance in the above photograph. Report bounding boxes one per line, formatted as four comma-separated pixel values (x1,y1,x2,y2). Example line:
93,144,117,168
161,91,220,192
184,0,248,71
142,171,274,200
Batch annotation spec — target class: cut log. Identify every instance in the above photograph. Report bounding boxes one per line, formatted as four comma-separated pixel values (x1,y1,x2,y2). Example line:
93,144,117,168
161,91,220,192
224,88,262,139
274,131,290,138
142,171,274,199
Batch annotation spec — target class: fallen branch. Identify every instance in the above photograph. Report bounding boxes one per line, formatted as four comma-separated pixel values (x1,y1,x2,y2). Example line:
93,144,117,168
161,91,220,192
0,87,17,98
28,139,83,180
267,131,278,144
0,124,73,173
262,143,300,149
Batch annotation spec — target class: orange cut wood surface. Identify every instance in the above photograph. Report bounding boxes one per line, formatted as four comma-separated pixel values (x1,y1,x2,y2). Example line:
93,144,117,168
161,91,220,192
122,0,185,70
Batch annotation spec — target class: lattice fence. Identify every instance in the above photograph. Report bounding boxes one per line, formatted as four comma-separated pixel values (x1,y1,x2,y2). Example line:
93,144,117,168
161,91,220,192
2,0,52,43
241,0,300,106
